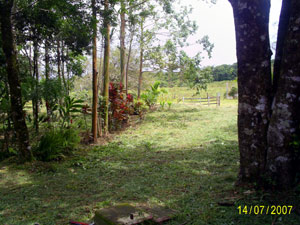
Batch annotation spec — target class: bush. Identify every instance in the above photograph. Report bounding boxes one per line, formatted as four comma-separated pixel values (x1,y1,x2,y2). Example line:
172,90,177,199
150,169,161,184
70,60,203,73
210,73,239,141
160,100,166,109
133,100,146,118
228,87,238,98
99,82,135,131
167,101,172,110
141,81,167,108
34,128,80,162
141,91,157,108
0,141,17,161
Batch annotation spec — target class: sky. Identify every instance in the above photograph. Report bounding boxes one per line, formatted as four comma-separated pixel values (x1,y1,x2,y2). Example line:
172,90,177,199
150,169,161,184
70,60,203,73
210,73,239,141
182,0,283,66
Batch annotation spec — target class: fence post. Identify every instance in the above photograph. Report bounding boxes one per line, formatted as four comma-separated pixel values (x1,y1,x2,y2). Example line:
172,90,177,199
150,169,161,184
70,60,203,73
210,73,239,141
207,93,210,106
226,82,229,99
217,92,220,106
199,97,201,104
183,97,185,103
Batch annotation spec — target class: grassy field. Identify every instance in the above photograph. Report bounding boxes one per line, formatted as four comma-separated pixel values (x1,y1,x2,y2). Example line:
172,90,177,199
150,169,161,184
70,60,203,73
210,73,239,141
1,89,300,224
158,81,237,103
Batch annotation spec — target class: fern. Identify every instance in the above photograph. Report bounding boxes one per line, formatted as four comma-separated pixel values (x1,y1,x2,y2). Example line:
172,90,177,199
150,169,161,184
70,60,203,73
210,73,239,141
34,128,80,161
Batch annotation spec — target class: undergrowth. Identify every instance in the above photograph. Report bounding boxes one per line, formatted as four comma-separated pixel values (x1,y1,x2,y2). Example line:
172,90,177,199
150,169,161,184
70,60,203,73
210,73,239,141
34,128,80,162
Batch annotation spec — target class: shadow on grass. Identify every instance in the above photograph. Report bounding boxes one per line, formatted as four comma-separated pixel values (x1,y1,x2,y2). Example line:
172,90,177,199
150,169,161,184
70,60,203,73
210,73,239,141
1,127,299,225
0,139,239,225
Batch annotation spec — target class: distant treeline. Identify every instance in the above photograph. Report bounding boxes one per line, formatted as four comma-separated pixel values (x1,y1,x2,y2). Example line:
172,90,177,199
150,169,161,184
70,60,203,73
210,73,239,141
156,62,238,87
209,63,237,81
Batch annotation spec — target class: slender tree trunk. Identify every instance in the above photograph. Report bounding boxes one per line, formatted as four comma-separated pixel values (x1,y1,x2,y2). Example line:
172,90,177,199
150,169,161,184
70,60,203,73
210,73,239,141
29,39,36,124
120,0,126,85
137,20,144,99
97,37,104,137
61,41,67,92
266,0,300,188
125,30,134,95
66,47,70,96
92,0,98,142
57,39,61,81
98,37,104,95
45,39,51,120
103,0,111,136
33,38,39,133
56,39,63,106
29,41,32,77
0,0,32,161
229,0,272,183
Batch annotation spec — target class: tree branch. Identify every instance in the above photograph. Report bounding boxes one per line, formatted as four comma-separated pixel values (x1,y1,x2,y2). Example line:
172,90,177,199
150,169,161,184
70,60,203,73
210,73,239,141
126,0,149,10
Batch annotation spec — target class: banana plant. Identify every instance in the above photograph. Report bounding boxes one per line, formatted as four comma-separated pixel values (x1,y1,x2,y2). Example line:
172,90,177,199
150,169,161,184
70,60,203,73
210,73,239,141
141,81,167,108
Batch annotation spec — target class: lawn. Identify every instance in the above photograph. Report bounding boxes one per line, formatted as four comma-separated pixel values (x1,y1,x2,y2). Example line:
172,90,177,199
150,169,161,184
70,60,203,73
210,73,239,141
1,100,299,225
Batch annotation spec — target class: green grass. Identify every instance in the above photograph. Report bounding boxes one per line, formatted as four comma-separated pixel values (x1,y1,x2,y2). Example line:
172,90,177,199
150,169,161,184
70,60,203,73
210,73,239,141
1,98,299,225
158,81,237,102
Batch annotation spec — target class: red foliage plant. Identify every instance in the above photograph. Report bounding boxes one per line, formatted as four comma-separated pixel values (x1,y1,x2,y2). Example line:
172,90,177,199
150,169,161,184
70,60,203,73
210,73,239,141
109,82,134,129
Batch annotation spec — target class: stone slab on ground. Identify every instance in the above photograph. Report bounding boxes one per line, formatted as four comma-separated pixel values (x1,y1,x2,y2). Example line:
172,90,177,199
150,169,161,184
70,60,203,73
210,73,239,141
93,204,176,225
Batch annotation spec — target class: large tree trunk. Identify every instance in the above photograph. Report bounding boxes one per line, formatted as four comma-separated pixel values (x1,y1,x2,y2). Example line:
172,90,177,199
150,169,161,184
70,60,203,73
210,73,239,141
92,0,98,143
266,0,300,188
230,0,300,189
0,0,32,161
103,0,111,136
137,20,144,99
229,0,273,183
120,0,126,85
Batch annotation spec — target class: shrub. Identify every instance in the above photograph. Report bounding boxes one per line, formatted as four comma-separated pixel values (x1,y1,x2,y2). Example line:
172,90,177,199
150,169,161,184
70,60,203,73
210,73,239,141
160,101,166,109
0,141,17,161
141,81,167,108
34,128,80,162
101,82,134,130
167,101,172,110
141,91,157,108
133,100,146,118
228,87,238,98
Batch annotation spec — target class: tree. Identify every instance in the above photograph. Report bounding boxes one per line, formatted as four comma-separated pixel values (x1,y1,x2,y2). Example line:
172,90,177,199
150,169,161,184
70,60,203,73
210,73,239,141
125,8,137,94
143,4,213,89
102,0,112,136
120,0,126,85
44,40,51,120
137,15,145,99
0,0,32,161
92,0,98,143
211,63,237,81
13,0,91,131
229,0,300,189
